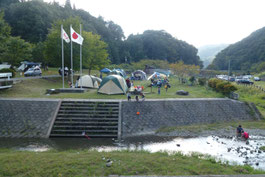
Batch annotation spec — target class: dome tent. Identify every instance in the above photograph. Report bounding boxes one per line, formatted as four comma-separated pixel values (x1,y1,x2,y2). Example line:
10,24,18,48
132,70,147,80
98,75,128,95
77,75,101,88
100,68,111,73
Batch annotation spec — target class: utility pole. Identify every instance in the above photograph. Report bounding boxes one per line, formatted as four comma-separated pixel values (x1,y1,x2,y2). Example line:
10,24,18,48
228,59,231,76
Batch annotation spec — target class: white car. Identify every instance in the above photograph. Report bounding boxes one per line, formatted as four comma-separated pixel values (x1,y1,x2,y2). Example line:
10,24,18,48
254,77,261,81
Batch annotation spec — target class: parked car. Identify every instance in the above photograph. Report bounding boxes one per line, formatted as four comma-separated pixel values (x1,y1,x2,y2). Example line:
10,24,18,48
236,79,253,85
24,67,42,77
254,77,261,81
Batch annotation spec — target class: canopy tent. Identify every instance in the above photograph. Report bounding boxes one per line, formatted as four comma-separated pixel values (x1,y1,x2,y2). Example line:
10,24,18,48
98,75,128,95
100,68,112,73
131,70,147,80
77,75,101,88
147,72,167,80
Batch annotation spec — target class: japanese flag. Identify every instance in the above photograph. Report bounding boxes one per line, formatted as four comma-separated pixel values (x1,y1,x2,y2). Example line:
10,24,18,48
61,28,70,43
70,27,84,45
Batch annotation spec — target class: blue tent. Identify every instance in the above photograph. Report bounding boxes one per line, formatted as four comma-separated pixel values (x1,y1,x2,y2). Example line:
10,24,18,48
100,68,111,73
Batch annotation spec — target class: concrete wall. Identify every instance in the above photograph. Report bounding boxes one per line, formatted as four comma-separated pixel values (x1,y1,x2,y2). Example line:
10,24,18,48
0,98,60,138
121,98,258,137
0,98,260,138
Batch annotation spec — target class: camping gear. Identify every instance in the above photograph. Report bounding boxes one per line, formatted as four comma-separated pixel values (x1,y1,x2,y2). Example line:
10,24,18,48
77,75,101,88
98,75,128,95
131,70,147,80
100,68,112,73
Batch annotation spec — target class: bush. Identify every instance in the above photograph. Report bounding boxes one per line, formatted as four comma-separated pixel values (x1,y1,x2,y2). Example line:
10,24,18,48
208,78,222,89
0,68,16,77
198,78,207,86
208,78,237,95
223,84,237,94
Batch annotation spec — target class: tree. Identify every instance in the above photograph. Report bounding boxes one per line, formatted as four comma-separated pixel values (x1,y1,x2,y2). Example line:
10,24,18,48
82,32,109,75
2,36,32,66
0,11,11,63
44,17,109,74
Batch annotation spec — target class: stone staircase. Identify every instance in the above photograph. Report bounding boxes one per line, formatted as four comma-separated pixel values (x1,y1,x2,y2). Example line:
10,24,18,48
50,100,120,138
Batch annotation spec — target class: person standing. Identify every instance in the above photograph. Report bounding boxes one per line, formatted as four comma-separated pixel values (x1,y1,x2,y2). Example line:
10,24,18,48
127,92,131,101
236,125,244,137
158,86,161,95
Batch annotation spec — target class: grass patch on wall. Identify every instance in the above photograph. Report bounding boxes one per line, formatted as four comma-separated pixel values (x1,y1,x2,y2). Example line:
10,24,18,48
157,120,265,133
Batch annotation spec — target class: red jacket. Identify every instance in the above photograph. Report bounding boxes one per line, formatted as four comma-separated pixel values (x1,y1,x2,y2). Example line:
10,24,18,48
243,132,249,139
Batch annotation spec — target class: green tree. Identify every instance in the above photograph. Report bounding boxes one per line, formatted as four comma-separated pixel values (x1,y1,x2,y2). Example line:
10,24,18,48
2,36,32,66
0,11,11,63
82,32,109,74
44,17,109,74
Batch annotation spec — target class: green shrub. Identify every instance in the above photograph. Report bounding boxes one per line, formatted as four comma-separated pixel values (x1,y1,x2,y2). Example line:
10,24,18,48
216,82,227,92
223,84,237,94
208,78,222,89
198,78,207,86
208,78,237,95
0,68,16,77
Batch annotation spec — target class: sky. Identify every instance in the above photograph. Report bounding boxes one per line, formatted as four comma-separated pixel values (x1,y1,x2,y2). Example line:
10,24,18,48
44,0,265,48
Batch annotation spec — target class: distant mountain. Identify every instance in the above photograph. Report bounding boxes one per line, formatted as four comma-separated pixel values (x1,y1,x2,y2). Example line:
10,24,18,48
211,26,265,71
198,44,229,68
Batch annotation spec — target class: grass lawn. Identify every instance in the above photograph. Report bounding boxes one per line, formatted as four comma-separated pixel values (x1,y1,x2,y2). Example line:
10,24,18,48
235,84,265,117
0,76,224,99
0,150,263,176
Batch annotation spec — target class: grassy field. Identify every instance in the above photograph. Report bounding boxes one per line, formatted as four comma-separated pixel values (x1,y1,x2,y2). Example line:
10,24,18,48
0,76,224,99
0,149,263,176
234,83,265,116
157,120,265,133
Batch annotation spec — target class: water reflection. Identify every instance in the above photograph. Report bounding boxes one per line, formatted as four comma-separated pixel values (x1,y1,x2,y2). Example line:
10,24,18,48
0,135,265,170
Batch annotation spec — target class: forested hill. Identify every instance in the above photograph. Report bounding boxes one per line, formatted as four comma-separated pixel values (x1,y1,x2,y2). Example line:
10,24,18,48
210,26,265,71
1,0,201,66
125,30,202,66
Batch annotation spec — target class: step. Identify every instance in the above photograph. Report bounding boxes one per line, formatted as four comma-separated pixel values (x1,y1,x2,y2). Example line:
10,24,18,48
55,117,118,121
51,129,118,133
60,107,119,110
53,121,118,125
61,103,119,106
49,134,117,137
57,114,119,117
58,110,119,114
52,125,118,129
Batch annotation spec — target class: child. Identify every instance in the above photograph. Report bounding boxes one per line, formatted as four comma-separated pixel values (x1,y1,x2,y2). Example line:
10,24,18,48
135,95,139,102
127,92,131,101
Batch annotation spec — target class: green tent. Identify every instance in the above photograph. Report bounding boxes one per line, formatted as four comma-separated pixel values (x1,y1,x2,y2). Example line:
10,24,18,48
98,75,128,95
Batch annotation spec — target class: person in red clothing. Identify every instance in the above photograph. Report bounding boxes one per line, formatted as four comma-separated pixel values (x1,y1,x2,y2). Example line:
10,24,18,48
242,131,249,140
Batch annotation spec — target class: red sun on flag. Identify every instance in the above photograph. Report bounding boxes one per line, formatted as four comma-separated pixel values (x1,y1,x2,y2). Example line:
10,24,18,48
72,32,78,39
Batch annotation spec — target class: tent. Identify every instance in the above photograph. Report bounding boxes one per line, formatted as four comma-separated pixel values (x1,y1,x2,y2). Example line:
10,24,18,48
100,68,111,73
77,75,101,88
147,72,167,80
112,68,126,78
131,70,147,80
98,75,128,95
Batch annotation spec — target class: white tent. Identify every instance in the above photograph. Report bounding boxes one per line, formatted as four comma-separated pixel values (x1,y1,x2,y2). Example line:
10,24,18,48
77,75,101,88
98,75,128,95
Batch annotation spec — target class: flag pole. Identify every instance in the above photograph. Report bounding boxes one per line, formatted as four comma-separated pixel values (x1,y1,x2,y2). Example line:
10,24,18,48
80,23,82,89
70,24,73,87
61,24,65,89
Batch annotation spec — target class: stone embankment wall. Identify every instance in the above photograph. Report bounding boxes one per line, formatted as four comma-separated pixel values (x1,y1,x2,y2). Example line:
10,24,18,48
0,98,60,138
0,98,261,138
121,98,259,137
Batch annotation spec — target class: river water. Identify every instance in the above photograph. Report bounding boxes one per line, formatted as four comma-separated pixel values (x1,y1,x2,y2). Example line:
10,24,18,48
0,135,265,171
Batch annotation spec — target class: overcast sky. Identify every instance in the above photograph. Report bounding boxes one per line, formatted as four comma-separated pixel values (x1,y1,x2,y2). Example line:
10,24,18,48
44,0,265,47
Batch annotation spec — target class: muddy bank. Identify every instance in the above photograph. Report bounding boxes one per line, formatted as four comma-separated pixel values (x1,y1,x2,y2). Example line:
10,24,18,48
156,127,265,138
